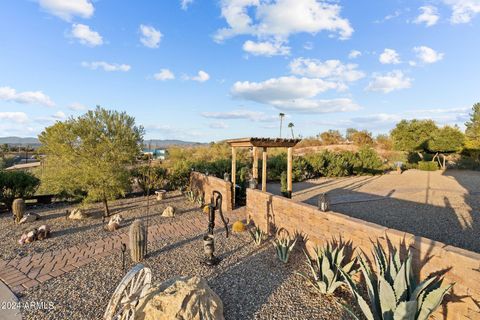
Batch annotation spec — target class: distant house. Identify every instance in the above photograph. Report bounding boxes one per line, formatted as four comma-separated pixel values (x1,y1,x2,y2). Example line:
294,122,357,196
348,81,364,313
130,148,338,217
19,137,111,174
142,148,166,160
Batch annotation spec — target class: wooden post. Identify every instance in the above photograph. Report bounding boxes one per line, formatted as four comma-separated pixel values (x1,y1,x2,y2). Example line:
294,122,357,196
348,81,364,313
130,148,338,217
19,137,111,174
252,147,258,180
262,147,267,192
232,147,236,207
287,147,293,198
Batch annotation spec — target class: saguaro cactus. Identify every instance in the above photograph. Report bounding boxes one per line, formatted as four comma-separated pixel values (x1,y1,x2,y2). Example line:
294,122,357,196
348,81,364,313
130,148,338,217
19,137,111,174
129,219,147,262
12,198,25,224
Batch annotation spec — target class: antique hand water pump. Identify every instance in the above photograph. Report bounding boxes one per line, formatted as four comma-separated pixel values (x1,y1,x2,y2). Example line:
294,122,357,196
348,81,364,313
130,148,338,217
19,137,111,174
203,191,229,265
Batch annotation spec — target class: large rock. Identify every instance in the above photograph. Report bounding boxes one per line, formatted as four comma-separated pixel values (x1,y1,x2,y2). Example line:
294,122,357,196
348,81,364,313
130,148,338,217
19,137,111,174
68,208,87,220
135,276,224,320
18,213,39,224
161,206,175,218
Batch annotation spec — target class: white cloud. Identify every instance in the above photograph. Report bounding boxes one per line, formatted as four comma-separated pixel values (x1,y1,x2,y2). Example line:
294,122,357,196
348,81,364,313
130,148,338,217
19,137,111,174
81,61,131,72
272,98,359,113
139,25,162,48
375,10,402,23
52,111,67,119
209,122,229,129
289,58,365,83
0,86,55,107
201,110,277,122
303,42,314,50
181,0,194,10
185,70,210,82
37,0,94,21
70,24,103,47
215,0,353,44
68,102,88,111
414,6,440,26
230,76,357,113
154,69,175,81
413,46,444,64
0,112,29,124
348,50,362,59
379,48,401,64
444,0,480,23
242,40,290,56
232,76,338,103
366,70,412,93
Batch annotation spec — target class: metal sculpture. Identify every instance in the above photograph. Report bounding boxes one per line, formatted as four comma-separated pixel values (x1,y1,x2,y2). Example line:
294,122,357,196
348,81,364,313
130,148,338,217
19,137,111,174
203,191,229,266
104,264,152,320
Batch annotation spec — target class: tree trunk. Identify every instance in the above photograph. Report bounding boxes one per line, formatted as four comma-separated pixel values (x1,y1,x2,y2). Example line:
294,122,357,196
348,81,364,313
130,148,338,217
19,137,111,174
417,151,424,160
102,196,110,218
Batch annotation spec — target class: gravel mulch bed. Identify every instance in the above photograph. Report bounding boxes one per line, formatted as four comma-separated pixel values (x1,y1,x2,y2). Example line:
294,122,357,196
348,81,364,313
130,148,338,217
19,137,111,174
18,204,357,320
0,192,195,261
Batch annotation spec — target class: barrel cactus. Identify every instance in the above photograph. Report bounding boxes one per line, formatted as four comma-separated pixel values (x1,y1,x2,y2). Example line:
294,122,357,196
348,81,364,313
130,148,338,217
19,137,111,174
12,198,25,224
129,219,147,262
339,242,454,320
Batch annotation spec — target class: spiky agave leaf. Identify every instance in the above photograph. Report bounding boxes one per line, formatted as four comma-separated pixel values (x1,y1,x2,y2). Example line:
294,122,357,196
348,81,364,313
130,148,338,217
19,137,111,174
338,267,376,320
393,301,417,320
378,275,397,318
416,283,454,320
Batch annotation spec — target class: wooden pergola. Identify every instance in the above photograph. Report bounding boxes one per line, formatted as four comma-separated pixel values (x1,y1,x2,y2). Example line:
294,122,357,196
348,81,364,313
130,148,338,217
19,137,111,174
226,137,301,206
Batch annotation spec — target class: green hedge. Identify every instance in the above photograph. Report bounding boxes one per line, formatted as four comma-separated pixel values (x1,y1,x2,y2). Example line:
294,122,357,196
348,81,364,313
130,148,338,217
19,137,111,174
418,161,439,171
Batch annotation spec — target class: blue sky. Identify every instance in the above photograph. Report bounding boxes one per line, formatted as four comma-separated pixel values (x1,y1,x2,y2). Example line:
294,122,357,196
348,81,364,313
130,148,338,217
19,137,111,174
0,0,479,142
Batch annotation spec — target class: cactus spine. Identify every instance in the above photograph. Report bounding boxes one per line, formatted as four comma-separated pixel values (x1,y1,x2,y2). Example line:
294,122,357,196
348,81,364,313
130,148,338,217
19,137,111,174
129,219,147,262
12,198,25,224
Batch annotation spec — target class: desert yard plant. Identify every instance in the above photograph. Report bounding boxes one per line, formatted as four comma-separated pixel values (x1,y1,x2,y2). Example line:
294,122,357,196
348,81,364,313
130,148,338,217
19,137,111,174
132,165,167,195
418,161,439,171
249,226,266,246
340,243,454,320
297,240,357,295
38,107,144,218
272,229,297,263
0,170,40,209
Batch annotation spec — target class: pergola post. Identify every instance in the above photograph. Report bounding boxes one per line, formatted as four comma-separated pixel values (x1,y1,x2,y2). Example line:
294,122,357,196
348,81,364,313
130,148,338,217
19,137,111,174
262,147,267,192
231,146,236,207
287,147,293,198
252,147,258,181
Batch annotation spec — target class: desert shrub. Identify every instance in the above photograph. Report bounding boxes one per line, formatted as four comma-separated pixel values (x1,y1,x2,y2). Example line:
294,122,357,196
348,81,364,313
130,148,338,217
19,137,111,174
456,155,480,170
131,165,167,194
280,171,288,196
324,151,356,177
166,159,192,190
305,151,331,177
418,161,439,171
267,153,287,180
0,170,40,209
292,157,313,181
354,147,383,174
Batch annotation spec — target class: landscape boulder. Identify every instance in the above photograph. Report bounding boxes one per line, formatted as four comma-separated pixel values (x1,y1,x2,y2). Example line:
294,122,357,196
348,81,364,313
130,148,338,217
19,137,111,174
106,214,123,231
161,206,175,218
135,276,224,320
18,213,39,224
68,208,87,220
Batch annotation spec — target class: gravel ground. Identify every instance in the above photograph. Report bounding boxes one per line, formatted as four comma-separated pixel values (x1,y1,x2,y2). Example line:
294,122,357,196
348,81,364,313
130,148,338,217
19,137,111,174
18,202,357,320
0,191,196,261
269,169,480,253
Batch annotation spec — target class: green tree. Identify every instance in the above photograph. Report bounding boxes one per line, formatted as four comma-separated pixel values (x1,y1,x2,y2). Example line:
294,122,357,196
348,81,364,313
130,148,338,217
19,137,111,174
0,170,40,209
39,107,144,218
390,119,438,159
465,103,480,159
375,134,393,150
427,125,464,169
319,130,343,145
350,130,374,146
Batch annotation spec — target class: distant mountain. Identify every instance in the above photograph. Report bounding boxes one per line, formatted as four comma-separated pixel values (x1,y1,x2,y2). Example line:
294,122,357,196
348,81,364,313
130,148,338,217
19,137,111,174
143,139,206,148
0,137,40,145
0,137,204,148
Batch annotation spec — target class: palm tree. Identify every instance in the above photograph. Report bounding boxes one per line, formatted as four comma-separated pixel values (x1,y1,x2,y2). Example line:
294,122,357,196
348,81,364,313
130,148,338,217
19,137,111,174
279,113,285,138
288,122,295,138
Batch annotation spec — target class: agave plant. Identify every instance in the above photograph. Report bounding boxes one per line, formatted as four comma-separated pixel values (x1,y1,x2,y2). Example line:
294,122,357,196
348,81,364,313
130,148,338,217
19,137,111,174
184,190,195,203
339,242,454,320
249,226,266,246
297,241,357,294
272,231,297,263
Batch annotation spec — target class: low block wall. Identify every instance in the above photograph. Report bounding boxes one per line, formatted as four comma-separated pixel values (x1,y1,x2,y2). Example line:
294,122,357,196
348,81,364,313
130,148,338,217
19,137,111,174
246,188,480,319
190,172,233,212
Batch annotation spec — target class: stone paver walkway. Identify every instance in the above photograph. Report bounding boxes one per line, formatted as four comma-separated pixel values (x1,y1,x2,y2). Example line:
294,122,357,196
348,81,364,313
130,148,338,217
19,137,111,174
0,208,244,295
